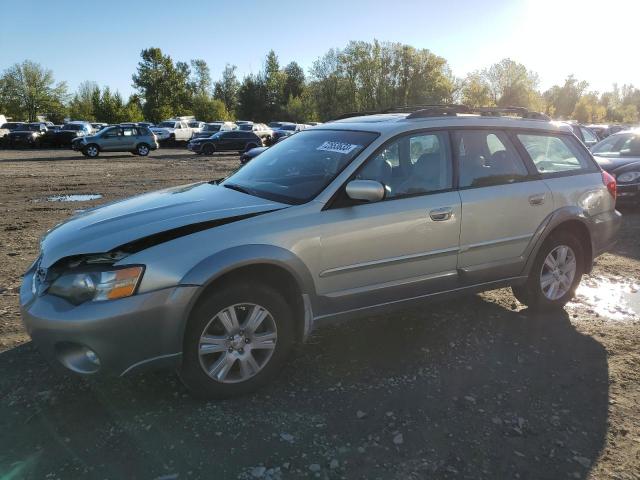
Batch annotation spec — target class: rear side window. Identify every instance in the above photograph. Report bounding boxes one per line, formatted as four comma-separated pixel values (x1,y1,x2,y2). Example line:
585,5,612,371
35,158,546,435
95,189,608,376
454,130,529,188
517,134,595,174
356,131,451,198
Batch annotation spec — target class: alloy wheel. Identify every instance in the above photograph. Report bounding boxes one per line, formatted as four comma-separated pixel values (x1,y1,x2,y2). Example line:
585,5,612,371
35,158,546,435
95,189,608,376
198,303,278,383
540,245,577,300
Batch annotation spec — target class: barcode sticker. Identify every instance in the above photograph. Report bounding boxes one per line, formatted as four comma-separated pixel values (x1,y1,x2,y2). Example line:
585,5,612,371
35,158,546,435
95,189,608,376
316,141,361,155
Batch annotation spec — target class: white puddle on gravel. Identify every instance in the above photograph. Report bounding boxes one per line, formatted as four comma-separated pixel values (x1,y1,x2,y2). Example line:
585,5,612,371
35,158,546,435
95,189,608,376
570,276,640,321
44,194,103,202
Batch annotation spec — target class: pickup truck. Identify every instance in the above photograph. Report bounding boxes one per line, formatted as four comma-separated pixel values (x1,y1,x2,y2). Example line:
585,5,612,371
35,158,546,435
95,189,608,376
150,120,195,143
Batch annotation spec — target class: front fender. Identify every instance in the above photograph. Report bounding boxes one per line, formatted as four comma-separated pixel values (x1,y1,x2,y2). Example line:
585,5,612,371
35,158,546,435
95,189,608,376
181,244,316,297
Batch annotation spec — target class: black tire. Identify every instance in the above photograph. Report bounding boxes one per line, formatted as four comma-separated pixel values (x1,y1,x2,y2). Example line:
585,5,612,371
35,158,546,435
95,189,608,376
136,143,150,156
512,231,584,311
179,282,295,399
202,143,215,155
83,144,100,158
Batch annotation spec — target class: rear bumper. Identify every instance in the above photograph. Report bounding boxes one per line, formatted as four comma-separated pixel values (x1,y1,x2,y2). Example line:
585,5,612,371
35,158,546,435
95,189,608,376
20,266,199,376
589,209,622,258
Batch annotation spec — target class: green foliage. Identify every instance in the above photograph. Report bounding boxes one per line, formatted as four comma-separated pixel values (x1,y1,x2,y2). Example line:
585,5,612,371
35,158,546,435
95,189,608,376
0,60,68,121
132,47,193,123
191,95,229,122
3,44,639,126
214,64,240,115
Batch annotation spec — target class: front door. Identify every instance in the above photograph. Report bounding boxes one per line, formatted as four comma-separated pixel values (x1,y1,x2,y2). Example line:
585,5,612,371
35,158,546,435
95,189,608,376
453,129,553,283
318,130,462,315
100,127,123,151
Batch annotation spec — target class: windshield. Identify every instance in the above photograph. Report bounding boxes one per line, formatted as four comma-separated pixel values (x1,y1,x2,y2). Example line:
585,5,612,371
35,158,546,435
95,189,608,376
158,122,176,128
2,123,22,129
204,124,221,132
592,133,639,156
62,124,83,131
222,129,378,204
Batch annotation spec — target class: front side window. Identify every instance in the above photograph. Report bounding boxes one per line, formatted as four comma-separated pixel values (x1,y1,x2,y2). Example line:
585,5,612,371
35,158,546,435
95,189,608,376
223,129,377,204
356,132,451,198
455,130,528,187
103,127,121,137
517,133,593,174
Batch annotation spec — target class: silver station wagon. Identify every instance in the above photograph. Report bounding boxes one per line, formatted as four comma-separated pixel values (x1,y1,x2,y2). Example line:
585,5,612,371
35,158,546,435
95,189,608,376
21,105,621,398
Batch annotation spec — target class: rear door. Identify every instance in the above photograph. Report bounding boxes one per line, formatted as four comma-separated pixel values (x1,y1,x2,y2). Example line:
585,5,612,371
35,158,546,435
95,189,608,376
120,126,137,150
454,129,553,284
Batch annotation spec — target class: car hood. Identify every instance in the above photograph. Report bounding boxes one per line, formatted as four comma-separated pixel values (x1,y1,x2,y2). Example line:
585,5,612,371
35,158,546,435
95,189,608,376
39,182,288,268
594,155,640,172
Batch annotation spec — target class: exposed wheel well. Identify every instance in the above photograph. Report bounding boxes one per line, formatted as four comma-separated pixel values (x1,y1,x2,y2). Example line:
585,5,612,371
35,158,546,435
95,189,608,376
548,220,593,272
190,264,306,342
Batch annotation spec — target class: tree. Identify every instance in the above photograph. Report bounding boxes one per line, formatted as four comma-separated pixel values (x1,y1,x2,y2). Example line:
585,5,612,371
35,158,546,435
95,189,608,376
190,59,212,96
263,50,286,118
214,64,240,115
192,95,229,122
68,81,100,120
283,61,306,100
479,58,540,108
544,75,589,119
0,60,67,121
132,47,193,122
236,74,267,121
461,72,494,107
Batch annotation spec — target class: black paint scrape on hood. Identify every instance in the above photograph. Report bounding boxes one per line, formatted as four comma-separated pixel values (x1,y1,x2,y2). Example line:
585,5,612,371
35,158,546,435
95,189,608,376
113,210,277,254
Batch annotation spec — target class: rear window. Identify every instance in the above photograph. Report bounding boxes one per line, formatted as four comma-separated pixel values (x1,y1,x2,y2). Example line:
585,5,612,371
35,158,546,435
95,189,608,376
517,134,596,174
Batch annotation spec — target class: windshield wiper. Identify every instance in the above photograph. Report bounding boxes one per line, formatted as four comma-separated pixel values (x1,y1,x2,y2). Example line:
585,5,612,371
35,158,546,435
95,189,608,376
223,183,253,195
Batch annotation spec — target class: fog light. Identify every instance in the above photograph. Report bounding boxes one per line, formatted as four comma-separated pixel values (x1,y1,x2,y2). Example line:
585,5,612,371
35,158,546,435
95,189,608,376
55,342,101,374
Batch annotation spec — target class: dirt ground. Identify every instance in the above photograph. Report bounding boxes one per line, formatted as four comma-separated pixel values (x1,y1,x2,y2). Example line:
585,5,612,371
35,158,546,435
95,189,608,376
0,148,638,480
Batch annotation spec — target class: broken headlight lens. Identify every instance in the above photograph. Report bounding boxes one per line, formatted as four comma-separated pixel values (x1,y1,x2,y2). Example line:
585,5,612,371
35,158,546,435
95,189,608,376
48,266,144,305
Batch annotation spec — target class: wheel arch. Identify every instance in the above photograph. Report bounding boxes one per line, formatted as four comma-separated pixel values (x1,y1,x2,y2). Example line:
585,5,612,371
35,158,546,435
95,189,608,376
524,207,595,276
180,245,316,343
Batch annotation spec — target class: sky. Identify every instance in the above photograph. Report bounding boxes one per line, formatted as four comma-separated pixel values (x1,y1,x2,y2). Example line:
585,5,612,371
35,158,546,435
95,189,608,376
0,0,637,98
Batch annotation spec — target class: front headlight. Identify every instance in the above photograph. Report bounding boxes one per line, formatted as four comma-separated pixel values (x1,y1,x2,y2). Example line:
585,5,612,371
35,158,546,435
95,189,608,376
616,171,640,183
48,266,144,305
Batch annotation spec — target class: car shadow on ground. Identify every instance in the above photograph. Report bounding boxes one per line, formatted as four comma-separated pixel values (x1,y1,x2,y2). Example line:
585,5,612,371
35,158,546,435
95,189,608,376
0,148,241,163
0,294,608,479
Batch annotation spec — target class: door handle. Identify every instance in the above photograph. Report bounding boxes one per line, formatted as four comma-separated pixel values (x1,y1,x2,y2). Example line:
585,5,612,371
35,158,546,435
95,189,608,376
429,207,453,221
528,193,545,205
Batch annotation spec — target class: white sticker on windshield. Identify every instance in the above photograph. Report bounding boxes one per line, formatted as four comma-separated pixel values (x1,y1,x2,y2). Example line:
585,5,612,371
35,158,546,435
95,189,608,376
316,141,361,155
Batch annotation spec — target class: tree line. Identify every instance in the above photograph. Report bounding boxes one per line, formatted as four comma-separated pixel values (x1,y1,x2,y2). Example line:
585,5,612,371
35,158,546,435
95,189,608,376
0,40,638,124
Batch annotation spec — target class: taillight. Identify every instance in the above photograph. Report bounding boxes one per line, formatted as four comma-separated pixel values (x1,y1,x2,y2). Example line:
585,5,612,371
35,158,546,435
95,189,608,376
602,170,616,200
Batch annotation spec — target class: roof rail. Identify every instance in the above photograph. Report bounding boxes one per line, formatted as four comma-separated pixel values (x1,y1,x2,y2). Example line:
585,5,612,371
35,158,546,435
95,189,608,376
331,104,550,121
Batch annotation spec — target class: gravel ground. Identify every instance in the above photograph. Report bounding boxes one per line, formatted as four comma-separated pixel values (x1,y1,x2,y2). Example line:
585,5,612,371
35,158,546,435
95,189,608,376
0,148,638,480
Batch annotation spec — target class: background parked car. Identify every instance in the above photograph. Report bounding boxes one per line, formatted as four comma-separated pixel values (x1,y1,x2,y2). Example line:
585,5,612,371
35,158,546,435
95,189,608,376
239,134,289,164
6,122,48,148
42,122,92,147
271,123,308,142
592,129,640,203
187,130,262,155
191,121,237,140
237,122,273,144
151,120,195,143
72,124,159,157
91,123,108,132
188,121,205,135
0,122,26,144
568,123,600,149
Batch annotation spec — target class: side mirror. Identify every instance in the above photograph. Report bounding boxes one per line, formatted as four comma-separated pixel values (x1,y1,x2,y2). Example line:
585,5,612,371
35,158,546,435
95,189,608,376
345,180,385,203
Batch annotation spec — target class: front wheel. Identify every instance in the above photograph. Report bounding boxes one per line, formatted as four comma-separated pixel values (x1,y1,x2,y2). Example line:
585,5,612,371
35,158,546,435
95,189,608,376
512,231,584,310
83,144,99,158
201,143,215,155
179,283,294,399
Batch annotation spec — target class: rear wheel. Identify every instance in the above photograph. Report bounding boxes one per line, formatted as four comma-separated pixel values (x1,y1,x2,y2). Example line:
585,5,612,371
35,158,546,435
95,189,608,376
512,231,584,310
83,144,99,158
136,143,150,156
179,283,294,399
